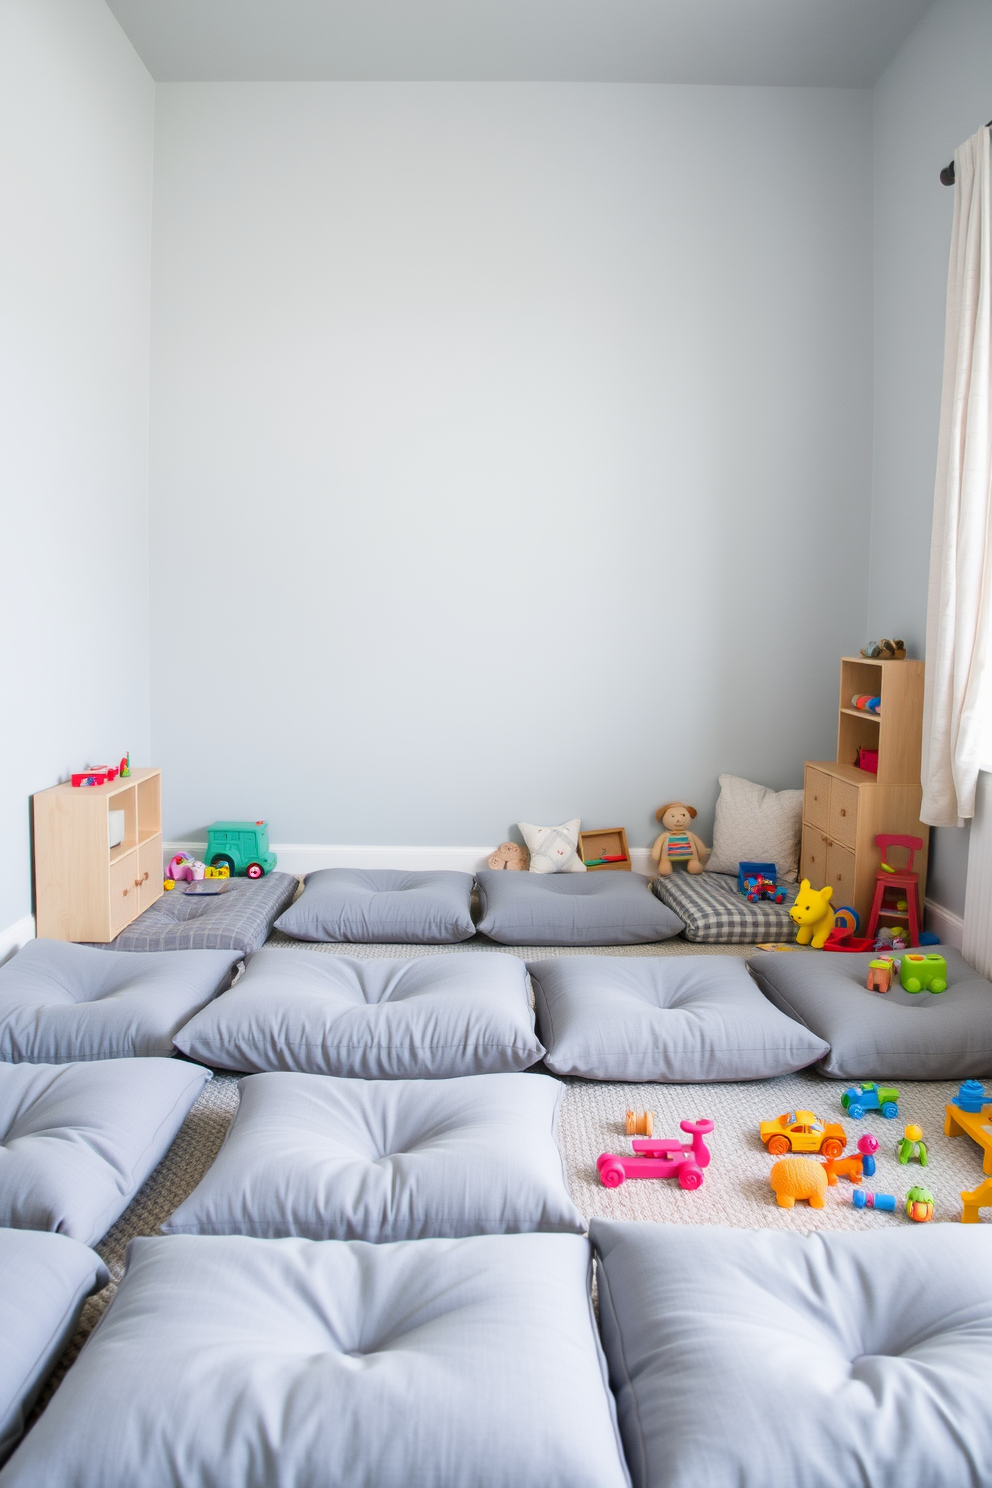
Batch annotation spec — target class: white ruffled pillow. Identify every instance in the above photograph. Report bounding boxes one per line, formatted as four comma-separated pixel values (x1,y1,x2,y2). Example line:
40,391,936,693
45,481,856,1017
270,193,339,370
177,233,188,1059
518,819,587,874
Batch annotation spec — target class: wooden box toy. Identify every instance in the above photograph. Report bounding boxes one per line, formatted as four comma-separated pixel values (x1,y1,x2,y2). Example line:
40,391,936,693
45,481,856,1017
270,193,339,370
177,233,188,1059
579,828,631,871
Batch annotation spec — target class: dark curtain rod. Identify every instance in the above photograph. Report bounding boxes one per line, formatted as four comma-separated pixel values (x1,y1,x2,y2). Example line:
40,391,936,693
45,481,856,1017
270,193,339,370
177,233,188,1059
941,121,992,184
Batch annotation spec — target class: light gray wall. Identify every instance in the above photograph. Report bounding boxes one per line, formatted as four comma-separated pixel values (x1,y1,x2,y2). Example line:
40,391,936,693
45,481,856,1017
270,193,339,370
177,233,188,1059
150,82,874,849
0,0,154,930
870,0,992,915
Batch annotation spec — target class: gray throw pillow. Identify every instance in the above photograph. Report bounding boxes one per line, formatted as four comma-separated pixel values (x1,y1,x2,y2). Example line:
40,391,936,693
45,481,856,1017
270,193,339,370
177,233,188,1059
591,1217,992,1488
173,948,544,1077
274,869,475,943
0,1227,108,1464
164,1071,583,1241
476,870,684,946
0,1232,631,1488
0,940,240,1062
528,956,827,1080
0,1059,210,1247
748,946,992,1079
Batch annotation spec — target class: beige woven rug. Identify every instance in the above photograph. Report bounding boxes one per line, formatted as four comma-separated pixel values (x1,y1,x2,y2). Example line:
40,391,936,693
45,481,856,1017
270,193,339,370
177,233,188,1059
32,935,991,1417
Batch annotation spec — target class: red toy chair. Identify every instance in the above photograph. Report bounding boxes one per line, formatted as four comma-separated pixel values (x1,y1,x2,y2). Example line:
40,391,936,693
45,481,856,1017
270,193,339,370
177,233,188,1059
865,834,924,947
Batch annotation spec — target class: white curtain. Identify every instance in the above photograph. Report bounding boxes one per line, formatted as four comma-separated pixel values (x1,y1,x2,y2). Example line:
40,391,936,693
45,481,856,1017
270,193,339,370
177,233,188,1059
921,125,992,827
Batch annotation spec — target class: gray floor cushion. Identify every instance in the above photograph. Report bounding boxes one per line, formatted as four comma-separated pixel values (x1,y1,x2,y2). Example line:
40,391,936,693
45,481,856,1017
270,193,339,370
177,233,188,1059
0,1227,108,1465
476,869,684,946
529,955,828,1080
164,1071,583,1241
274,868,475,944
0,1059,210,1246
652,871,798,943
97,871,298,953
591,1218,992,1488
0,1232,630,1488
748,946,992,1079
173,948,545,1077
0,940,240,1062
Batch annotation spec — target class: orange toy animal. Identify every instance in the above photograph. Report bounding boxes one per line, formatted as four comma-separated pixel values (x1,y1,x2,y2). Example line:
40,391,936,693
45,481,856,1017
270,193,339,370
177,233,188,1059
770,1157,828,1209
820,1154,865,1186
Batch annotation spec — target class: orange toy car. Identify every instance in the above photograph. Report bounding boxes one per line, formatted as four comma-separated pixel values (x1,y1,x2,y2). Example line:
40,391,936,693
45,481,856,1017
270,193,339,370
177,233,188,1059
759,1110,846,1159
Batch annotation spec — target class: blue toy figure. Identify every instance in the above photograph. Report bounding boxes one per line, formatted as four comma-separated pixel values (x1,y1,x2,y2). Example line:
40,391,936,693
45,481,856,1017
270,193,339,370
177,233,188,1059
952,1080,991,1114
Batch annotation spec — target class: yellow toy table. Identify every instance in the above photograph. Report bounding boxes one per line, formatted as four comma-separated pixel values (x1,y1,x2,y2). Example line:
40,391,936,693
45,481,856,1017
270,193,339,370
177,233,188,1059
944,1097,992,1222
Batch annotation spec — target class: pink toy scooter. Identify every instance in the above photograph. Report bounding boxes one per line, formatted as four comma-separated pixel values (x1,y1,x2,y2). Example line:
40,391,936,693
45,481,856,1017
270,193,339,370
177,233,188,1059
597,1118,714,1190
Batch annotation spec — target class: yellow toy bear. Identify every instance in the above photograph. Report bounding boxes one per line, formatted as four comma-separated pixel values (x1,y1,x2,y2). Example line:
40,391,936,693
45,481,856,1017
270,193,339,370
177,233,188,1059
789,879,836,949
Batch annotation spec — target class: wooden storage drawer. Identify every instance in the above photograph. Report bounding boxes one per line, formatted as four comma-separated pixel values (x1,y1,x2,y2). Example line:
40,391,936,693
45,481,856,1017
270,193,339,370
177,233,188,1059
800,827,827,885
110,852,139,937
828,778,859,850
804,767,830,832
138,835,163,914
825,839,857,908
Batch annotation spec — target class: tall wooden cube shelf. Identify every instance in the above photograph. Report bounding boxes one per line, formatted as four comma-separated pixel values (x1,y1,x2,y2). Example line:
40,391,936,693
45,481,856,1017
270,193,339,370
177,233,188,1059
33,769,163,942
800,659,928,926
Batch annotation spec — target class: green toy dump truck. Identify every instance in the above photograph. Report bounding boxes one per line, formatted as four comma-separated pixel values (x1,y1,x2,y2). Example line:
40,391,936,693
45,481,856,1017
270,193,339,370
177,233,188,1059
206,821,278,879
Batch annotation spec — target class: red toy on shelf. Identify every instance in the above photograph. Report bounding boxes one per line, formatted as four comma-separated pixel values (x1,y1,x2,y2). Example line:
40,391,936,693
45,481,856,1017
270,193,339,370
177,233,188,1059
597,1118,714,1190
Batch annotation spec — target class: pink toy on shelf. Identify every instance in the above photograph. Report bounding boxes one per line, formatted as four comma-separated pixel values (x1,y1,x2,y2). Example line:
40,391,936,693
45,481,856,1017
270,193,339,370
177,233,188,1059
167,854,206,883
597,1118,714,1190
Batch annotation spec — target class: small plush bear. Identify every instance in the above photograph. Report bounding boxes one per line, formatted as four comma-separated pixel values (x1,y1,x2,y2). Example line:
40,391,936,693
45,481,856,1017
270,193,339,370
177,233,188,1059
488,842,529,871
650,803,710,877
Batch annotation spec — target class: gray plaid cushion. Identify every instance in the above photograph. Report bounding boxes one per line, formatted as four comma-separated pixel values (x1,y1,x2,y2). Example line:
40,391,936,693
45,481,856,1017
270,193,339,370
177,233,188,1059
94,873,298,954
652,872,797,943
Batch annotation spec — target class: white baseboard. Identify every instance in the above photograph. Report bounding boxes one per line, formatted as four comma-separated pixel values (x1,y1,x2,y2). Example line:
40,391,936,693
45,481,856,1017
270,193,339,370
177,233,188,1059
164,842,659,877
0,914,36,967
924,898,964,949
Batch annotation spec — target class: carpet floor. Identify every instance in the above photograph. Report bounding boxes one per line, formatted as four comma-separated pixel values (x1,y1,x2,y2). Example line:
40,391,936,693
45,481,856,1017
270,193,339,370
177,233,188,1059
30,933,991,1419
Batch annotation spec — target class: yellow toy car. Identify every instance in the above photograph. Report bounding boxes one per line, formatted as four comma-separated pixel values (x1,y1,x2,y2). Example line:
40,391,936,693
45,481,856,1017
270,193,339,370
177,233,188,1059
759,1110,846,1159
204,864,231,879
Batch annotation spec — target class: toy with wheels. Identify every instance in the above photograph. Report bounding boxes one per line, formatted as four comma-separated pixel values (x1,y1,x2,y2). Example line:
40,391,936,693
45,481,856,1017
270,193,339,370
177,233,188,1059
205,821,278,878
900,952,947,993
759,1110,846,1158
841,1082,899,1120
597,1118,713,1190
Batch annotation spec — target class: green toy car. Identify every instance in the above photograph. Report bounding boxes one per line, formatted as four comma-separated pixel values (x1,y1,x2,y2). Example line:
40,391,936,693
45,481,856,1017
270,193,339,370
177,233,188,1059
206,821,278,879
899,952,947,994
841,1082,900,1120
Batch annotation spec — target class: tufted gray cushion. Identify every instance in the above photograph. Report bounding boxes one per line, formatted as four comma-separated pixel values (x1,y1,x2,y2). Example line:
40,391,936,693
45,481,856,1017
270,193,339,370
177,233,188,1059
591,1218,992,1488
97,872,298,953
173,948,544,1077
748,945,992,1079
164,1071,583,1242
0,1228,108,1465
0,940,240,1063
0,1232,631,1488
528,955,827,1080
476,870,684,946
0,1059,210,1246
274,869,475,944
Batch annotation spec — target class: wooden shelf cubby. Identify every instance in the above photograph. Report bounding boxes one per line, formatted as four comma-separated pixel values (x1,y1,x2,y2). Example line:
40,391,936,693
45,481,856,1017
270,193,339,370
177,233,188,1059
33,768,163,942
800,660,928,926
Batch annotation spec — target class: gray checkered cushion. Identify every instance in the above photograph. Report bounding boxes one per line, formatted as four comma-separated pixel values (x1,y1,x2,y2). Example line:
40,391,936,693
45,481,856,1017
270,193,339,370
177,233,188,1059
95,873,298,954
652,872,797,944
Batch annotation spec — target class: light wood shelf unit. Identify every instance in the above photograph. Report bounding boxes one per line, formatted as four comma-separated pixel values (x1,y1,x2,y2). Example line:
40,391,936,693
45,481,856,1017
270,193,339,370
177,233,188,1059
33,768,163,942
800,659,928,925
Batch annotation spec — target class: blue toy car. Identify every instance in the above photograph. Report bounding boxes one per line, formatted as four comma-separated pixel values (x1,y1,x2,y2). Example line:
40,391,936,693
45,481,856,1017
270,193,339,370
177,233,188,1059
840,1082,899,1120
